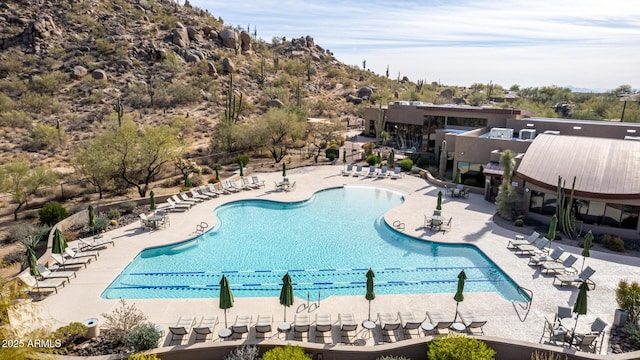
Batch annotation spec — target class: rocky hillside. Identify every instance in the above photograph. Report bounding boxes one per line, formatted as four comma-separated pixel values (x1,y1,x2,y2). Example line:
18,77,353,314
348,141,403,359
0,0,426,171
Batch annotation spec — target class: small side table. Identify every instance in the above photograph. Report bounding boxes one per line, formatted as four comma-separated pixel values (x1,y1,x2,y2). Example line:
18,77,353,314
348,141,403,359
277,322,291,339
451,322,466,333
218,328,232,340
362,320,376,339
421,322,435,335
515,234,524,240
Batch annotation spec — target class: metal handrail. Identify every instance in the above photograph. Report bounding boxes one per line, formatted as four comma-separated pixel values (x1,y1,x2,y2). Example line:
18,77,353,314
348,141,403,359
513,286,533,322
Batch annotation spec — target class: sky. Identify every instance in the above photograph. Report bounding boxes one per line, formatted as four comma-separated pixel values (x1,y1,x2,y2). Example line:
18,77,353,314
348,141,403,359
192,0,640,92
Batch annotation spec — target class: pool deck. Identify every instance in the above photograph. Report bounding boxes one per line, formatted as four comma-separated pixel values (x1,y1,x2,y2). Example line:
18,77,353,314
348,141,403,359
29,164,640,352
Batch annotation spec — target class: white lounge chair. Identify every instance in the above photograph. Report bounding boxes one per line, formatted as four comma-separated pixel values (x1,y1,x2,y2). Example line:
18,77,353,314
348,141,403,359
251,176,265,188
169,316,196,345
457,310,487,335
365,165,376,178
165,198,190,211
338,313,357,344
18,272,66,294
190,188,210,201
390,166,402,179
377,166,389,178
64,247,98,260
242,177,259,189
231,315,252,338
378,312,400,342
255,314,273,338
515,237,549,255
179,192,202,203
508,231,541,249
207,183,226,196
428,311,453,334
193,316,218,341
554,266,596,289
36,263,75,282
198,185,219,198
221,180,240,193
529,247,564,266
315,313,332,342
293,313,310,339
342,164,353,176
171,195,194,208
78,236,114,251
399,312,423,337
352,165,363,177
542,254,579,274
51,253,90,269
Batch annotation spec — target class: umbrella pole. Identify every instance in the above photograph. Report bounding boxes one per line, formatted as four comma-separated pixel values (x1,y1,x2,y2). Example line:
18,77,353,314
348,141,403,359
454,302,459,322
224,309,227,328
368,300,371,321
283,306,286,322
571,314,580,347
581,258,585,272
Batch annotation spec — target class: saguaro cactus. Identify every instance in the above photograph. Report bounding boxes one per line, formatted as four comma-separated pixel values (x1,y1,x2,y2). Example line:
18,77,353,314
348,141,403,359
114,96,124,127
557,176,578,239
224,74,243,123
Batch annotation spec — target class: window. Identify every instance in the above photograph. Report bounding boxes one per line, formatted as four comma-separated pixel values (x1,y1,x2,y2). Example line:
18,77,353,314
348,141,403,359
621,205,640,229
446,117,488,127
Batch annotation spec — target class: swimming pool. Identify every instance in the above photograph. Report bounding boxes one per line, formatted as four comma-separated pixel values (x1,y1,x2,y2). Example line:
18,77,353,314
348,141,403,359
103,186,525,302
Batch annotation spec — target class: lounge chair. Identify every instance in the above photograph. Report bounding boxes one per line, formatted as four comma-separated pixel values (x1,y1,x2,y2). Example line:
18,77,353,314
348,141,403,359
390,167,402,179
36,263,76,282
378,312,400,342
207,183,226,196
242,177,259,189
255,314,273,338
589,317,608,353
51,253,90,269
314,313,332,341
542,254,579,274
171,195,194,208
221,180,240,193
231,315,252,338
198,185,219,198
570,333,599,353
365,165,376,178
352,165,363,177
515,237,549,256
190,188,211,200
179,192,202,203
554,266,596,289
193,316,218,341
377,166,389,178
427,311,453,334
168,316,196,345
78,236,114,251
165,198,191,211
229,179,249,191
338,313,357,344
285,181,296,192
251,176,265,188
342,164,353,176
508,231,541,249
555,306,573,323
18,272,66,294
456,310,487,335
64,247,99,260
293,313,310,339
399,312,423,337
529,247,565,266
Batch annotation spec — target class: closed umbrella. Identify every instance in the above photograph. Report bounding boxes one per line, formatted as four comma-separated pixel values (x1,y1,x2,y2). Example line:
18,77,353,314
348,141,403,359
239,160,244,177
279,272,294,322
365,268,375,321
546,214,558,251
149,192,156,211
27,246,40,277
453,270,466,322
436,191,443,211
215,165,220,182
52,228,68,254
454,168,461,184
219,275,234,328
282,163,287,178
342,149,347,171
581,231,593,272
88,205,95,228
571,281,589,344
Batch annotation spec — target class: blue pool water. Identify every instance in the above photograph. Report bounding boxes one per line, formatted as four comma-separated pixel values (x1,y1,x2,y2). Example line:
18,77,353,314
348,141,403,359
103,186,525,302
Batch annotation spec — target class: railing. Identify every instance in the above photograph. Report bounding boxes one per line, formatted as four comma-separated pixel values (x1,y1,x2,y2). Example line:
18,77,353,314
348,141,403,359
195,221,209,234
513,285,533,321
392,220,405,231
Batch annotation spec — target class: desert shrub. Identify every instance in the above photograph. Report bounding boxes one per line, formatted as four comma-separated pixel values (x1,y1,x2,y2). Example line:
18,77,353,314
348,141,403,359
531,350,568,360
5,224,50,244
166,83,201,106
107,208,122,220
30,71,69,95
623,323,640,347
128,354,159,360
121,201,137,215
262,344,310,360
416,156,430,168
362,141,375,155
125,323,161,351
376,356,410,360
237,155,250,167
399,159,414,172
366,154,377,166
0,94,15,112
94,215,110,233
515,219,525,227
50,322,88,354
21,91,61,114
38,202,69,226
225,344,260,360
168,116,195,136
603,234,625,252
2,250,23,266
0,110,32,130
616,280,640,324
30,123,66,150
410,166,421,174
427,333,496,360
101,299,147,343
0,76,28,97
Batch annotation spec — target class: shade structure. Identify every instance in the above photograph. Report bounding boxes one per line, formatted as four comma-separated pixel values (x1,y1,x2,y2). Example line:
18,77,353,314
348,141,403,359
571,281,589,343
149,191,156,211
88,205,96,228
219,275,234,328
282,163,287,178
279,272,294,322
52,228,68,254
436,191,443,211
453,270,466,322
365,268,376,321
546,214,558,251
27,247,39,277
581,231,593,272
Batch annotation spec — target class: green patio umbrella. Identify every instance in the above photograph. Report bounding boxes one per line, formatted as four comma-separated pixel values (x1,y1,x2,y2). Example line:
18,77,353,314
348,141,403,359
279,272,294,322
88,205,96,228
342,149,347,170
436,191,443,211
282,163,287,178
215,165,220,181
571,281,589,344
52,228,68,254
376,152,381,166
149,192,156,211
365,268,376,321
239,160,244,177
454,168,461,184
453,269,466,322
219,275,234,328
546,214,558,251
388,150,395,167
27,246,40,277
581,230,593,272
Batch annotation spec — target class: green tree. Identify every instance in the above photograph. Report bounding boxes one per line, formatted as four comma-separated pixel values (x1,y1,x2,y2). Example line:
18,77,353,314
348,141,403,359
253,107,306,163
102,118,181,197
262,344,311,360
307,119,342,163
72,135,118,199
0,160,57,221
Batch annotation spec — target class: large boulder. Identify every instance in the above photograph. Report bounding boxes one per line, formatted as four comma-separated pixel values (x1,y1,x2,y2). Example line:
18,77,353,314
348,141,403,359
71,66,88,79
346,94,363,104
240,31,251,51
222,57,235,73
92,69,107,80
172,27,189,47
218,28,237,49
186,26,202,42
358,86,373,99
305,35,314,48
267,98,285,108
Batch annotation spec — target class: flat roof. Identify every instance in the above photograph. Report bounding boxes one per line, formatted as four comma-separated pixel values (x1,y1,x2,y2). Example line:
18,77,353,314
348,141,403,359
387,102,522,115
516,134,640,199
522,117,640,129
